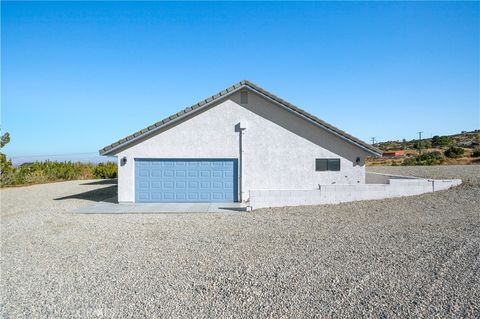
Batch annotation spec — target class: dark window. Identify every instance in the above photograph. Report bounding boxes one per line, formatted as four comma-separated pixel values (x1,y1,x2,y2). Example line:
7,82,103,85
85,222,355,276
315,158,340,171
315,159,328,171
327,159,340,171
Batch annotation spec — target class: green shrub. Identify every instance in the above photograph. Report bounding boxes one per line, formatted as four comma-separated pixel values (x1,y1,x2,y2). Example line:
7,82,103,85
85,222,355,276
0,132,13,184
402,158,416,166
402,151,444,166
431,135,453,147
0,153,14,178
472,148,480,158
413,140,432,150
1,161,117,187
444,146,465,158
93,162,117,179
0,133,115,186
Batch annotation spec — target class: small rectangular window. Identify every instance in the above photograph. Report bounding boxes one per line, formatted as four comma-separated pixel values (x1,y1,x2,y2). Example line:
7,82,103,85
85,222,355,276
327,159,340,171
315,159,328,171
315,158,340,171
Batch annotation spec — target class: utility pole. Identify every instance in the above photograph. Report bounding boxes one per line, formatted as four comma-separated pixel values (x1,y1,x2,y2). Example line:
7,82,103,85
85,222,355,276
371,137,376,146
418,131,423,154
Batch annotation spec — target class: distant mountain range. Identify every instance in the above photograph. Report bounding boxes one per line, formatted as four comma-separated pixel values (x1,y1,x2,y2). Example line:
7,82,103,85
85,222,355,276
373,129,480,151
11,155,114,167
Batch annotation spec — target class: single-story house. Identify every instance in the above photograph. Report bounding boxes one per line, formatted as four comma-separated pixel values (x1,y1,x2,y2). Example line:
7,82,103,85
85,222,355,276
100,80,382,203
457,140,479,148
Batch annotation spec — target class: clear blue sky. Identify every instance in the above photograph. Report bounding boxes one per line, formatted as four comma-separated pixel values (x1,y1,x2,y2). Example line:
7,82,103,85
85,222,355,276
2,1,479,164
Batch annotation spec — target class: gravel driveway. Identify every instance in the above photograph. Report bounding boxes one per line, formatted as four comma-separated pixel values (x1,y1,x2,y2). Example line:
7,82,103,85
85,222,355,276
1,166,479,318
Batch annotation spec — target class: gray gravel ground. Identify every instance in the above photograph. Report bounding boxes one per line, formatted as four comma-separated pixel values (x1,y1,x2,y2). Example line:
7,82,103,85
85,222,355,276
1,165,479,318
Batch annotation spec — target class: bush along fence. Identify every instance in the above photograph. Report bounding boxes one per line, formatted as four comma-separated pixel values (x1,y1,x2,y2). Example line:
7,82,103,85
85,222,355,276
0,161,117,187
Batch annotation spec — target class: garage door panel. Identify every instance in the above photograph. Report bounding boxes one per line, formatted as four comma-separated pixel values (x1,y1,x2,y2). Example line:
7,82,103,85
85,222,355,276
175,181,186,189
212,170,223,178
188,193,199,200
151,170,161,177
138,192,149,200
200,171,210,178
163,170,174,178
212,193,223,200
189,181,199,188
151,192,162,200
163,192,174,201
138,169,149,177
188,171,198,178
200,193,211,200
175,170,186,178
135,159,237,202
175,193,187,200
163,181,174,189
138,181,149,189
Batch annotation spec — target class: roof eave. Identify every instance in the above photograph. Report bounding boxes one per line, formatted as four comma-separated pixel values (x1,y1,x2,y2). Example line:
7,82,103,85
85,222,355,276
99,80,382,157
99,83,248,156
244,85,382,157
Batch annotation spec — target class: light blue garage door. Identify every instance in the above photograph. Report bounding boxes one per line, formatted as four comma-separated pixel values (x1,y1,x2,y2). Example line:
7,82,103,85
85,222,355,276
135,159,238,203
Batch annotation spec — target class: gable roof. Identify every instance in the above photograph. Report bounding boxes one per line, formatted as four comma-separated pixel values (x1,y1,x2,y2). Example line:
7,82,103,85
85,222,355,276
99,80,382,156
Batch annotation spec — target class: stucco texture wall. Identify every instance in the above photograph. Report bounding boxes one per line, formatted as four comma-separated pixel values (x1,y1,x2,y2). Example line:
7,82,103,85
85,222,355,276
114,90,370,202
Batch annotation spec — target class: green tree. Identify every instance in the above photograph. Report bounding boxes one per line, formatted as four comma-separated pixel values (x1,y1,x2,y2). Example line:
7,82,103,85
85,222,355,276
0,132,10,148
0,132,14,184
431,135,453,147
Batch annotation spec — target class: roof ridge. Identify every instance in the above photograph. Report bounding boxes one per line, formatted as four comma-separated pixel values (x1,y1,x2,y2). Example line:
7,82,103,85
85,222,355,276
99,81,381,156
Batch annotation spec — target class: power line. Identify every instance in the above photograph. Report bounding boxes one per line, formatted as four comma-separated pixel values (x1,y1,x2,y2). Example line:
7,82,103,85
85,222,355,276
418,131,423,154
370,137,376,145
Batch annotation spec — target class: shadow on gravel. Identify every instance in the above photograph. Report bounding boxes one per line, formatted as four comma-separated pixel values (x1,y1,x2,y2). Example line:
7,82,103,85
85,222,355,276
218,207,248,212
81,179,118,185
54,186,118,203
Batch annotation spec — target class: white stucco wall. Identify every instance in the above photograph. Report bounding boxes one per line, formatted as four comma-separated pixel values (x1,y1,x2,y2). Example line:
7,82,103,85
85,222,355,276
113,90,371,202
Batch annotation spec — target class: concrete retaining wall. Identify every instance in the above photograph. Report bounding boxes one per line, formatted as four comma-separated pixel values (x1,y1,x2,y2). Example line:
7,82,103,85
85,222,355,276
248,175,462,210
365,172,417,184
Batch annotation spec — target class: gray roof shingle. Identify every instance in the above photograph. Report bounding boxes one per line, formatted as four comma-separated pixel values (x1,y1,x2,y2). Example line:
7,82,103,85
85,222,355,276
99,80,381,156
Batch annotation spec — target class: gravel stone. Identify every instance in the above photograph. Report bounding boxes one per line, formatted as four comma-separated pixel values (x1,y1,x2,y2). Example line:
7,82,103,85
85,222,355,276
1,166,479,318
